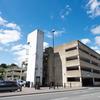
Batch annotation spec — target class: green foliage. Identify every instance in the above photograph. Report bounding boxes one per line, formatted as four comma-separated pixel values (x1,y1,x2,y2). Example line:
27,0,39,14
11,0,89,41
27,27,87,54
0,63,8,68
10,63,18,68
0,63,18,69
0,67,5,80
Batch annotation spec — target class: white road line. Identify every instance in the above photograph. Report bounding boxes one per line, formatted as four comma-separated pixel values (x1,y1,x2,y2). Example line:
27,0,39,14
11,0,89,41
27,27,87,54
50,97,69,100
81,94,94,97
0,95,35,100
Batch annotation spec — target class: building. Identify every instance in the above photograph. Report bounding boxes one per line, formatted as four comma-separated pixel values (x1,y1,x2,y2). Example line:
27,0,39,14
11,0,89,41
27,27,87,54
55,40,100,87
26,29,44,87
5,68,26,81
43,47,54,86
5,39,100,87
43,40,100,87
43,47,62,87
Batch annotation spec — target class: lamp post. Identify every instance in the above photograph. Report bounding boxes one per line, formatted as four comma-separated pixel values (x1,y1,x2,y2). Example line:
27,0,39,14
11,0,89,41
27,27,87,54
51,29,55,87
52,29,55,53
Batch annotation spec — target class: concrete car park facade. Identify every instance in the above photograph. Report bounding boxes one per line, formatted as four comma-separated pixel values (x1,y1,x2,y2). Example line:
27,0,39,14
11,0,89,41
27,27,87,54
5,68,26,81
54,40,100,87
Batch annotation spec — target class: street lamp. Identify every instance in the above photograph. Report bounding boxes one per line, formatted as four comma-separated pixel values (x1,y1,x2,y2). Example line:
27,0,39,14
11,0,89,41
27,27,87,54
51,29,55,86
52,29,55,53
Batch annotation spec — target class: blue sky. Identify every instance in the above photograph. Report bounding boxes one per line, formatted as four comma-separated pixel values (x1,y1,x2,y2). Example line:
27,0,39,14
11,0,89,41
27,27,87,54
0,0,100,66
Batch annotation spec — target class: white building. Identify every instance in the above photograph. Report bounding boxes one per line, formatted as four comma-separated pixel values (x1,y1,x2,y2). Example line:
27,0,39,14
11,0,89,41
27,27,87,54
26,29,44,87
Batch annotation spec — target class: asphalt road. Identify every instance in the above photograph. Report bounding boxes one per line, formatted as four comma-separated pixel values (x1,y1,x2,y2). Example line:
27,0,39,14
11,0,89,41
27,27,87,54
0,87,100,100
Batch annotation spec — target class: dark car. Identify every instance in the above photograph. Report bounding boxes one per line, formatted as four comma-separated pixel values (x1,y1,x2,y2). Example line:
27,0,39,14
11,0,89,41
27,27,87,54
0,80,22,92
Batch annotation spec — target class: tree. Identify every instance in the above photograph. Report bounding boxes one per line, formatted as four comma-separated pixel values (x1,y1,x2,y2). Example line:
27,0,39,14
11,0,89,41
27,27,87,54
0,63,8,79
0,63,8,68
10,63,18,68
0,68,5,80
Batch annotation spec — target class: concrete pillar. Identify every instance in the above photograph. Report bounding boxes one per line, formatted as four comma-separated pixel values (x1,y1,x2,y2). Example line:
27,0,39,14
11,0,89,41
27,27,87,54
78,65,82,86
11,70,14,80
91,69,95,86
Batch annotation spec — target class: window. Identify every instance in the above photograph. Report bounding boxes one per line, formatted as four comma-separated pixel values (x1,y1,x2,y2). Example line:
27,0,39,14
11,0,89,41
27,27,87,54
79,48,89,54
35,68,38,70
27,42,30,45
91,54,97,59
15,70,20,73
67,77,80,82
94,78,100,82
65,47,77,52
91,61,98,66
98,58,100,60
66,56,78,61
93,69,100,74
66,66,79,71
26,49,29,55
81,67,91,72
80,57,90,63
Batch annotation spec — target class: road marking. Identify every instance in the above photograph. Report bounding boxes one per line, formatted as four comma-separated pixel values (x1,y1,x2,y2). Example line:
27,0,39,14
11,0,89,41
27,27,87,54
81,94,92,97
0,95,36,100
50,97,69,100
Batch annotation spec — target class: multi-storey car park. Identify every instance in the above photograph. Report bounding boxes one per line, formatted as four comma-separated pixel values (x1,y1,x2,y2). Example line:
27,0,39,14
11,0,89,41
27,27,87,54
43,40,100,87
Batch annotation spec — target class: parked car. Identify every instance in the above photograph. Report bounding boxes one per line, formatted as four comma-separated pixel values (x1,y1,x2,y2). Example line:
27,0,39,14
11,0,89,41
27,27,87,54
16,80,26,86
0,80,22,92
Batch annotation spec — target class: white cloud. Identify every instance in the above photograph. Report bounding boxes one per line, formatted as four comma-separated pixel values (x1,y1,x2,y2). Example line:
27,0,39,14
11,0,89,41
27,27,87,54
95,49,100,54
43,42,49,49
91,25,100,34
11,44,27,65
0,29,21,44
91,46,99,50
0,16,21,31
95,36,100,46
11,44,26,51
91,46,100,54
46,29,65,39
86,0,100,18
14,49,26,59
0,16,21,45
54,30,65,36
81,38,91,44
60,4,72,19
0,15,22,65
0,16,7,26
5,23,21,31
14,49,26,65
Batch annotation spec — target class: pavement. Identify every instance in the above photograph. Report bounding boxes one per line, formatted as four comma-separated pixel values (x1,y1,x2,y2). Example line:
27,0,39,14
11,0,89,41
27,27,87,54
0,86,88,97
